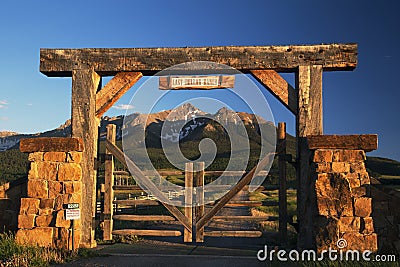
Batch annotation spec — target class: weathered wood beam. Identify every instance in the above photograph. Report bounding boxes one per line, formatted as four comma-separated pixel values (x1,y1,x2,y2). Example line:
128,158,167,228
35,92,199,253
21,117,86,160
40,44,357,77
213,216,278,221
113,215,175,221
103,124,116,241
204,231,262,237
184,162,193,242
112,229,182,237
296,65,323,250
95,72,142,118
71,67,101,248
307,134,378,152
113,199,159,206
250,70,298,115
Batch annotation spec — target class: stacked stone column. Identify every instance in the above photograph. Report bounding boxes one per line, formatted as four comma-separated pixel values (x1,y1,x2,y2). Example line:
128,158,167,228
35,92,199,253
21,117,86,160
16,137,83,249
307,135,378,252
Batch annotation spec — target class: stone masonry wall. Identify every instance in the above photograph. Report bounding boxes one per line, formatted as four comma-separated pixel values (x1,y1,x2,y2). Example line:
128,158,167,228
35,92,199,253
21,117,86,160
15,138,83,249
312,148,377,252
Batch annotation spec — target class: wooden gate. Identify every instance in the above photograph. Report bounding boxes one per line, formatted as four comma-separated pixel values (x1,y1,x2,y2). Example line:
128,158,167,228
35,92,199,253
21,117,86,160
101,122,291,243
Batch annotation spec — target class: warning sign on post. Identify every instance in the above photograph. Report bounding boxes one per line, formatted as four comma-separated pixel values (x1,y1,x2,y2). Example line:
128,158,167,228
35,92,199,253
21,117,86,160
65,203,80,220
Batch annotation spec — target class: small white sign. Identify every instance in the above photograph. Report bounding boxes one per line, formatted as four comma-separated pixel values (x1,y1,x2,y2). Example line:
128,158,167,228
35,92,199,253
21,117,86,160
65,208,80,220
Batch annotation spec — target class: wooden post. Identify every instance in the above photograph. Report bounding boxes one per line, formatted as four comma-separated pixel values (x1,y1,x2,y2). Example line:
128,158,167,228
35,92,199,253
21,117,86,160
103,124,116,241
296,65,323,249
278,122,288,244
184,163,193,242
71,67,101,248
194,162,205,242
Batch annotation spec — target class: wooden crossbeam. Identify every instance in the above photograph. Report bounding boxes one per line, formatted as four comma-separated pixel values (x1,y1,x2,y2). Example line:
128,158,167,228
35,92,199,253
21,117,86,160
213,216,278,221
204,231,262,237
40,44,357,76
250,70,298,114
95,72,142,118
113,215,175,221
112,229,181,237
196,152,275,230
113,199,159,206
105,140,192,232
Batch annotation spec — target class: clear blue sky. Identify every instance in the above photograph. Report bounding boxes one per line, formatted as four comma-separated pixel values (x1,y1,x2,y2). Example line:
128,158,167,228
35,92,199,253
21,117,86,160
0,0,399,160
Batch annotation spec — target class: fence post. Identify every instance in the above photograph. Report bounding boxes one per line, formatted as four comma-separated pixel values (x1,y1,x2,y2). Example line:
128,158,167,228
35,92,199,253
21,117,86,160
278,122,288,244
103,124,116,241
184,162,193,242
195,162,205,242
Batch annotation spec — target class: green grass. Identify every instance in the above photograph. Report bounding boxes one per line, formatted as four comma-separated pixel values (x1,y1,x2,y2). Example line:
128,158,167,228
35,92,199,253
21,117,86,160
0,232,97,267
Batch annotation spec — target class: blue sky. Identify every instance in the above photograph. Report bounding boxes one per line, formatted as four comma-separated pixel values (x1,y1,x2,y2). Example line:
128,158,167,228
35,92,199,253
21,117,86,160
0,0,399,160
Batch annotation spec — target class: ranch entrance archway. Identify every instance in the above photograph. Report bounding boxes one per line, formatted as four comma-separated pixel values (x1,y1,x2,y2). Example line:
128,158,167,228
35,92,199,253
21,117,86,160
39,44,358,248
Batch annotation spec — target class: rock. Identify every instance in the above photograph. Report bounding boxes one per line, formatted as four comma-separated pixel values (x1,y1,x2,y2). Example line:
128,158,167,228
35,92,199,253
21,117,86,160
63,181,82,194
345,173,361,188
359,172,370,185
19,198,40,215
44,152,66,162
28,152,44,162
354,197,372,217
48,181,63,198
350,162,366,173
15,227,55,247
39,198,55,209
27,180,48,198
315,162,331,173
55,210,70,228
338,217,361,233
331,162,350,173
66,151,82,163
58,163,82,181
351,186,368,198
28,162,38,179
362,217,374,234
313,150,333,163
37,162,58,180
36,215,54,227
18,214,36,229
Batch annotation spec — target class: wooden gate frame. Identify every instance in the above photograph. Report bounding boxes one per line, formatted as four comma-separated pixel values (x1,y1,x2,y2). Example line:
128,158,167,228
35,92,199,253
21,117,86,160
39,44,357,248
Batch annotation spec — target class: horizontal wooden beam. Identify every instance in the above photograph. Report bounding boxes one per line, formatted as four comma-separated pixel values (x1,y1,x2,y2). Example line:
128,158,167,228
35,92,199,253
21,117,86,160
20,137,84,152
204,231,262,237
112,229,181,237
113,215,175,221
307,134,378,152
114,170,184,176
213,216,278,221
225,201,262,207
40,44,357,77
113,199,159,206
250,70,298,114
96,72,142,118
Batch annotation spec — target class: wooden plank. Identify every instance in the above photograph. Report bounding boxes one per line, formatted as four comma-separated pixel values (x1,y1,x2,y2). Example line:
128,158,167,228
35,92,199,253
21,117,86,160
307,134,378,152
113,215,175,221
278,122,288,244
103,124,116,241
184,162,193,242
20,137,84,152
113,185,142,191
204,231,262,237
113,199,159,206
114,170,184,176
159,75,235,90
112,229,181,237
196,152,275,230
250,70,298,114
40,44,357,77
96,72,142,118
296,65,323,250
71,67,101,248
213,216,278,221
204,171,268,176
194,162,205,242
105,140,192,232
225,201,262,207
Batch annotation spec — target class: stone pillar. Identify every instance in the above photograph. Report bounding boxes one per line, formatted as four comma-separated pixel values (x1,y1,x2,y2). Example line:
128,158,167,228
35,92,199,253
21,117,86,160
307,135,378,252
16,138,83,249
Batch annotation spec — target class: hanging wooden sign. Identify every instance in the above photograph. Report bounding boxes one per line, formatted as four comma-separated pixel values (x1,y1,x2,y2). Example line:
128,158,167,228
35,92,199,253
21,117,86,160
159,75,235,90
